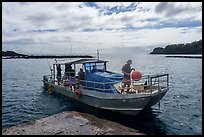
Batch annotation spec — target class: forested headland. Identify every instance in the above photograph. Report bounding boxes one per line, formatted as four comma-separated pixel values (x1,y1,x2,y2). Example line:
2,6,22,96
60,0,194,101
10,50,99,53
2,51,93,59
150,39,202,54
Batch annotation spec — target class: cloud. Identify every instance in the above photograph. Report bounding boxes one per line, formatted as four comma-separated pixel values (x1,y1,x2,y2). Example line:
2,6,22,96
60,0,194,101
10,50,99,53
2,2,202,54
154,2,202,20
26,12,55,27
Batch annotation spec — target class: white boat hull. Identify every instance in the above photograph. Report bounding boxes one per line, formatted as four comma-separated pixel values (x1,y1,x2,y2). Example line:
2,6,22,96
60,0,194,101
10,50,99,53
43,80,168,115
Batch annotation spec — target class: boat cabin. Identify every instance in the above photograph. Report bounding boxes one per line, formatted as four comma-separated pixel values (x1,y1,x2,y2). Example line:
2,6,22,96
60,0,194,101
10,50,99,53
51,59,108,85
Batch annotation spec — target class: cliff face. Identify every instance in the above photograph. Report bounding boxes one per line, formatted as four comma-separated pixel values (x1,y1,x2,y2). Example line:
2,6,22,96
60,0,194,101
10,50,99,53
150,39,202,54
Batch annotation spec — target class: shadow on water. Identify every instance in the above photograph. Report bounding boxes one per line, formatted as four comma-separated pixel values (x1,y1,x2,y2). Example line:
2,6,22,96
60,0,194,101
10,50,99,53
50,91,167,135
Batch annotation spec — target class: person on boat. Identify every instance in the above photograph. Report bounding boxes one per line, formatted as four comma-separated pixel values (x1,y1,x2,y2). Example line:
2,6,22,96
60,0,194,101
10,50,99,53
56,64,62,85
64,64,75,77
121,59,135,93
78,68,85,85
64,64,75,90
69,65,75,90
69,66,75,77
64,64,69,78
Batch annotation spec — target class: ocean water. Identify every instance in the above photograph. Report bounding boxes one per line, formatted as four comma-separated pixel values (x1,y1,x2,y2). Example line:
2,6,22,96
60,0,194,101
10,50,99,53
2,53,202,135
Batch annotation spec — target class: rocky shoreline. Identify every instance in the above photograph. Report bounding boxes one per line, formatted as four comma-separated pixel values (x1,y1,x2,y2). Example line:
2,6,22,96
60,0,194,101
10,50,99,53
2,111,145,135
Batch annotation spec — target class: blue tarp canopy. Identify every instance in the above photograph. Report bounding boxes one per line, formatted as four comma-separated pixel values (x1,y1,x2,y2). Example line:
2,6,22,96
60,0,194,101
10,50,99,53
84,71,123,93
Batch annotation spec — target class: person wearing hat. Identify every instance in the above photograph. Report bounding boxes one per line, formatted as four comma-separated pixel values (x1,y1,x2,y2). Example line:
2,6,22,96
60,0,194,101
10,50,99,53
56,64,62,85
121,59,135,93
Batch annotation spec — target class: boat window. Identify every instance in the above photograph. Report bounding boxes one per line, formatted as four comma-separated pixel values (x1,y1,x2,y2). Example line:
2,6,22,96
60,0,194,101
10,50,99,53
95,63,105,71
84,63,94,73
84,62,105,73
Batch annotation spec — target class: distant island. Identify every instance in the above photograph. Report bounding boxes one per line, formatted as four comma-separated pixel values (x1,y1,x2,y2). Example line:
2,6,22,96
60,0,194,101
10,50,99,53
2,51,94,59
150,39,202,54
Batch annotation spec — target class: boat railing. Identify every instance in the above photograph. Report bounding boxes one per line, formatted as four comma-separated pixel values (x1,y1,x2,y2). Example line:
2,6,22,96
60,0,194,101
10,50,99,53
142,74,169,94
78,73,169,93
43,73,169,94
79,80,119,93
43,75,55,83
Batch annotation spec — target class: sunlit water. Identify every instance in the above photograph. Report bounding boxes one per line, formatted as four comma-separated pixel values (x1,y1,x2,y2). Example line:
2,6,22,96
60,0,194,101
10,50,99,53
2,53,202,135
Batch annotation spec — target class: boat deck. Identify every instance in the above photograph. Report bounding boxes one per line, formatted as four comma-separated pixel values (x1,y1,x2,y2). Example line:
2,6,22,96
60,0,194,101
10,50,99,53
113,83,165,94
44,73,169,95
52,79,165,95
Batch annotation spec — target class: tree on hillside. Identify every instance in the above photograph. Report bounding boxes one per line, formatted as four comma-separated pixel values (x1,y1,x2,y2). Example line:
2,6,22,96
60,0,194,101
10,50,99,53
150,39,202,54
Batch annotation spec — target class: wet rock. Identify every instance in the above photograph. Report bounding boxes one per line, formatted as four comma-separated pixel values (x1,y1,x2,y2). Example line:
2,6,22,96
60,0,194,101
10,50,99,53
2,111,145,135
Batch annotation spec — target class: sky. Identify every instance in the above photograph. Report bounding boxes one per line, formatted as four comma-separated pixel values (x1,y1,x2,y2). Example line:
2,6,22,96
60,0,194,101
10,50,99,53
2,2,202,55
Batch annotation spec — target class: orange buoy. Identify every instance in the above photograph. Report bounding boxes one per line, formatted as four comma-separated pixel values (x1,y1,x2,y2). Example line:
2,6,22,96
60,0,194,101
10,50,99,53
131,71,142,81
75,89,82,98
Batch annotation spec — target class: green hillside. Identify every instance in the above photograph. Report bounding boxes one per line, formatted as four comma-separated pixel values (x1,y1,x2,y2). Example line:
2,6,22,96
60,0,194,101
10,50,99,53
150,39,202,54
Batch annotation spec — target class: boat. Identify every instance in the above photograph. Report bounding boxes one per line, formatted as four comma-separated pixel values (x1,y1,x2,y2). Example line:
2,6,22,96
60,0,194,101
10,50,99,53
43,58,169,116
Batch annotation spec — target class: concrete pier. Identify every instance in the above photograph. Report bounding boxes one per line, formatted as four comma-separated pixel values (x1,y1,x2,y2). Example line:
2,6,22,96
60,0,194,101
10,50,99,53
2,111,145,135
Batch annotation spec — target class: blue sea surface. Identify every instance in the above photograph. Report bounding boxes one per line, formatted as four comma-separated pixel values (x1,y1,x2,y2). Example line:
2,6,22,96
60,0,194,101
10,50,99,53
2,53,202,135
